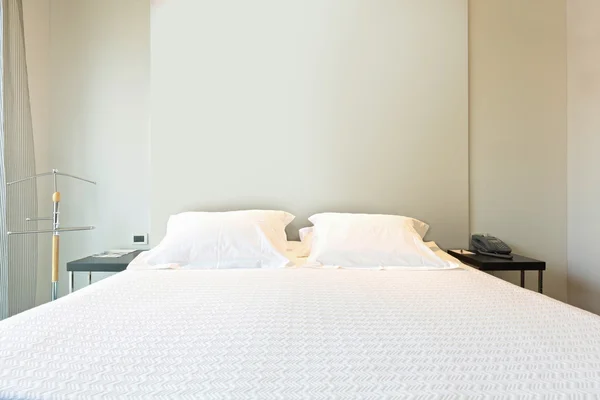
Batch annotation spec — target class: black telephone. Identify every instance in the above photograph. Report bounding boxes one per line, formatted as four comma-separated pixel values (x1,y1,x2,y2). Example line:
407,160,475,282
471,234,513,259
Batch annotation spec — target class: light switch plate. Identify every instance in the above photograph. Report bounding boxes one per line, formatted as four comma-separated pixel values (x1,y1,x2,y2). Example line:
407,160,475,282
132,233,148,245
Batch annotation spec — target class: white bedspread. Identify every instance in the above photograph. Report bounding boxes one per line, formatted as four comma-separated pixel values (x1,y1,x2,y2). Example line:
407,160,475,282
1,262,600,398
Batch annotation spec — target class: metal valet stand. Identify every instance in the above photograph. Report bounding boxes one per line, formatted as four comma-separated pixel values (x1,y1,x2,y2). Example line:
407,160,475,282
7,169,96,301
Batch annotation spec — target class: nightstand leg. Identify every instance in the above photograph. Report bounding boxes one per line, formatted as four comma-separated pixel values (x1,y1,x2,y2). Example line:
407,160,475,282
69,271,73,294
520,270,525,288
538,271,543,294
88,271,92,285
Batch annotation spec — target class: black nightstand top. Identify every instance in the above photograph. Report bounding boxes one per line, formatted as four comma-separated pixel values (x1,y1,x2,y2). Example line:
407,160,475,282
67,250,144,272
447,249,545,271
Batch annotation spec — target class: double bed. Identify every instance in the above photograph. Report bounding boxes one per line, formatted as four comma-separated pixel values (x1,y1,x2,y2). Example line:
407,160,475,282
2,243,600,398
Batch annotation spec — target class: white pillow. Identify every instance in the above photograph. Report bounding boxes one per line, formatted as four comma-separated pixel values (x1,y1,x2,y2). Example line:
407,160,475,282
409,219,430,239
298,216,429,253
307,213,456,268
165,210,293,251
145,210,294,268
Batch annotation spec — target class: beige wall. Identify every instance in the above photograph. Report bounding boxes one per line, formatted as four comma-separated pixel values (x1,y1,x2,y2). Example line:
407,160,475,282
48,0,151,298
567,0,600,314
151,0,469,248
22,0,151,301
469,0,568,300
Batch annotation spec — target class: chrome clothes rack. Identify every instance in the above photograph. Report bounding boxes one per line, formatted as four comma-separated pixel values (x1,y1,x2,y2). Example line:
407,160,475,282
7,169,96,301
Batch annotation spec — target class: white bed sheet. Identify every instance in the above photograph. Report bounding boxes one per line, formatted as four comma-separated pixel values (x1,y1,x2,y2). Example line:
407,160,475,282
1,245,600,398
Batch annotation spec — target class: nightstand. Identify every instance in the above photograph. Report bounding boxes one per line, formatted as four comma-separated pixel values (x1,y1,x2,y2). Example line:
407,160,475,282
66,250,144,293
447,250,546,293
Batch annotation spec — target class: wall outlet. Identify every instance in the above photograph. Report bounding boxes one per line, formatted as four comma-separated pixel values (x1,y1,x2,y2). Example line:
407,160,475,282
132,233,148,245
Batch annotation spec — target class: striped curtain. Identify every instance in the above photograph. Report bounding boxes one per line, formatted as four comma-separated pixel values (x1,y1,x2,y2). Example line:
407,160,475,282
0,0,38,319
0,0,6,320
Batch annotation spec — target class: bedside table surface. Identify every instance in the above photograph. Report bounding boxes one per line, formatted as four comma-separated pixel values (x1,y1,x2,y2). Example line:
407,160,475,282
67,250,144,272
447,250,545,271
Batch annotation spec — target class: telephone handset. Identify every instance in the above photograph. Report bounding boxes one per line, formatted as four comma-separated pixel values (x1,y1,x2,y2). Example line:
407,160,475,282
471,234,513,259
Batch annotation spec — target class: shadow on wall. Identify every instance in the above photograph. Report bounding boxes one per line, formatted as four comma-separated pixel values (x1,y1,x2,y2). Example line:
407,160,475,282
569,276,600,315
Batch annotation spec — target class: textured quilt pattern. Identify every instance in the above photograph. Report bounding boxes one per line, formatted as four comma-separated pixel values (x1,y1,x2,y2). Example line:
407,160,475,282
1,268,600,399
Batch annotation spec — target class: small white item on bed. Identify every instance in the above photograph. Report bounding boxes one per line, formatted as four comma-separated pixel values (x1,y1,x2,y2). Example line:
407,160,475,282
299,226,312,242
143,210,294,269
307,212,457,269
298,227,314,257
